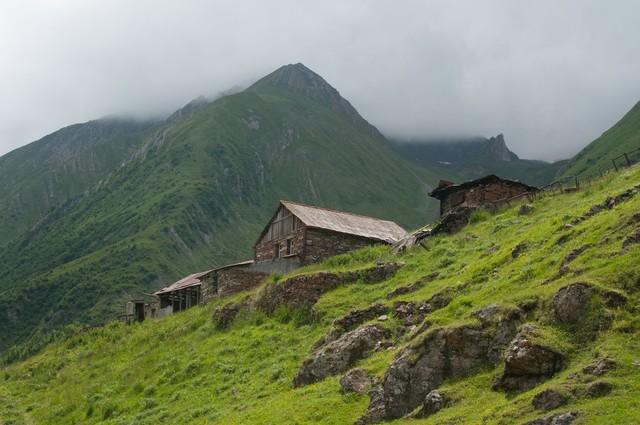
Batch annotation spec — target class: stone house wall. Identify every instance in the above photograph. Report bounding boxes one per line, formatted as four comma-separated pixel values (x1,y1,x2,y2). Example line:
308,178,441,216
255,226,306,262
302,228,381,265
441,181,533,216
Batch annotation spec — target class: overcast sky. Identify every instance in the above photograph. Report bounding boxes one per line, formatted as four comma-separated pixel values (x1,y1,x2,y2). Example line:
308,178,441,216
1,0,639,160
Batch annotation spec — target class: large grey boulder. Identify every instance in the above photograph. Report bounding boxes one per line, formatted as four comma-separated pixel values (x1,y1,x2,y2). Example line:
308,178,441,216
293,324,390,387
340,368,374,394
532,388,567,411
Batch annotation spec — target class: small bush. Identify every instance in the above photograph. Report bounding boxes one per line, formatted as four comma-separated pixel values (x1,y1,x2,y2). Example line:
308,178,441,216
469,210,491,224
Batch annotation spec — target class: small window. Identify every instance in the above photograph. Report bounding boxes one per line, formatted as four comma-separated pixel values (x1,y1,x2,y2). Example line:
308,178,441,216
286,238,295,256
274,243,280,258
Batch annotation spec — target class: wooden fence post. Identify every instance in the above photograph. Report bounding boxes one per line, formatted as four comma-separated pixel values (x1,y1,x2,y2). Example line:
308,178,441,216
624,153,632,167
612,159,619,172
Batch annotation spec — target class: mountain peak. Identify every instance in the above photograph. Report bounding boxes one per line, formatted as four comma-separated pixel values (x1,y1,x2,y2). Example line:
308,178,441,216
248,63,362,122
486,133,519,161
250,63,334,94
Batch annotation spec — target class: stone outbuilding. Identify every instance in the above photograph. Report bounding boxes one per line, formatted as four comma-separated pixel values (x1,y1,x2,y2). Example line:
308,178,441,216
429,175,537,217
254,200,407,270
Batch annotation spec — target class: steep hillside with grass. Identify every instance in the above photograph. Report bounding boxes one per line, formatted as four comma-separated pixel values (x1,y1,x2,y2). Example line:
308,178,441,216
392,134,566,187
0,63,439,359
558,101,640,178
0,118,158,245
2,165,639,425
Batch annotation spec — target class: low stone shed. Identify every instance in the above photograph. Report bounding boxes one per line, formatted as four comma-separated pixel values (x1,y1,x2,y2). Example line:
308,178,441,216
429,175,538,217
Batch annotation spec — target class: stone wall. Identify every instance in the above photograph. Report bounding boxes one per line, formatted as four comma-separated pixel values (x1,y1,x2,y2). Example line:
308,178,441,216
302,228,380,265
201,264,268,303
441,181,533,216
217,266,268,298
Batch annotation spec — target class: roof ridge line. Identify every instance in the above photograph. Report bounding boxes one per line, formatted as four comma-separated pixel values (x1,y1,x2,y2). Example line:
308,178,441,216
280,200,397,223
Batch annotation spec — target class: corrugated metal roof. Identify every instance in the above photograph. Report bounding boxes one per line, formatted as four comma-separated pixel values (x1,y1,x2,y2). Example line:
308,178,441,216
281,201,407,243
153,270,212,295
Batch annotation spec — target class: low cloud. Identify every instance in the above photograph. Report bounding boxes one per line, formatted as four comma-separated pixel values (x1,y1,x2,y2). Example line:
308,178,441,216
1,0,639,160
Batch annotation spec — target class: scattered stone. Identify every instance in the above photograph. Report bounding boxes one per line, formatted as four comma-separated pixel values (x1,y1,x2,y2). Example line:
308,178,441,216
582,358,616,376
211,298,249,329
415,390,447,418
603,290,627,308
586,381,613,397
561,245,591,267
622,229,640,249
392,290,453,329
375,340,394,351
552,283,593,324
494,324,564,392
340,368,374,394
432,207,477,235
385,272,439,299
519,204,535,215
524,411,579,425
512,242,528,259
532,388,567,411
377,315,389,321
293,324,390,387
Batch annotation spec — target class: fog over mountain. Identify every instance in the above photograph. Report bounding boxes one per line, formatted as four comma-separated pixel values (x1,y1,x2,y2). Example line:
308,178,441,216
1,0,640,160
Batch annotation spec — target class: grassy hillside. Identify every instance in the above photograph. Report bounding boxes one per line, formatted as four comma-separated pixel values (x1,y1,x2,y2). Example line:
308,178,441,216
558,101,640,178
392,134,566,187
0,64,439,359
2,165,639,424
0,118,158,245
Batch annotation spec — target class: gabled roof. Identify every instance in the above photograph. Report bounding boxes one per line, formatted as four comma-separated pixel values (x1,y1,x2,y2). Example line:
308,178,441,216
260,200,407,244
153,270,212,295
429,175,538,200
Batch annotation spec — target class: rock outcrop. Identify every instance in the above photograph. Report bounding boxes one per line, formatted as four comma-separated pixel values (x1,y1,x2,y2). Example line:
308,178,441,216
586,381,613,397
317,304,389,348
256,263,402,314
582,358,616,376
493,324,564,392
552,283,593,324
358,305,522,423
415,390,447,418
293,324,390,387
385,272,439,299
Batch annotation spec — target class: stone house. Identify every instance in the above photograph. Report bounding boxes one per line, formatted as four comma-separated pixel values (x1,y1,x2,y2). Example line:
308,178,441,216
253,200,407,269
429,175,537,217
145,201,406,317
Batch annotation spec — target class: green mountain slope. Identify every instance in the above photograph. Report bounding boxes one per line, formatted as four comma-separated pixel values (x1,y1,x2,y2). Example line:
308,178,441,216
0,63,439,358
0,118,158,245
392,134,567,187
558,100,640,178
2,164,639,425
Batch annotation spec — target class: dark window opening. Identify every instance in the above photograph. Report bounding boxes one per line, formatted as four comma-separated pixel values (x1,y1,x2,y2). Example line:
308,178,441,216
286,238,294,255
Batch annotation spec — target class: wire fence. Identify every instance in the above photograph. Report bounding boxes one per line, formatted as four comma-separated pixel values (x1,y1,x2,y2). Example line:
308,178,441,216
485,146,640,211
540,146,640,194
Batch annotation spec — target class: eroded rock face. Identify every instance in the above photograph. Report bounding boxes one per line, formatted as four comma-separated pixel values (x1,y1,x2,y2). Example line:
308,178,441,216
532,388,567,411
358,305,522,422
293,324,390,387
494,325,564,392
392,289,453,329
340,368,374,394
552,283,593,324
